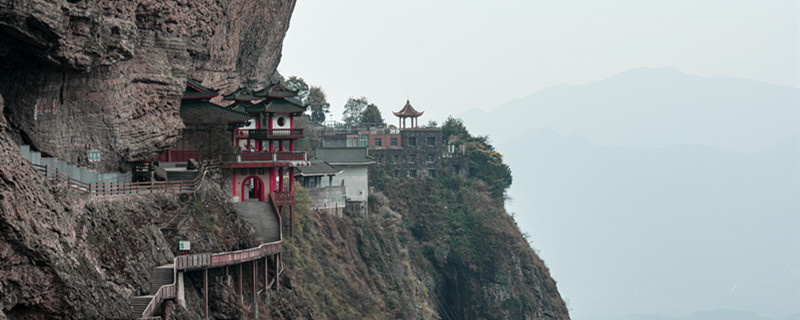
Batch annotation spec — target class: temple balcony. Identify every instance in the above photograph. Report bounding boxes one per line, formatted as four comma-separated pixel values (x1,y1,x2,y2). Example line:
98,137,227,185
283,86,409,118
237,128,303,140
227,151,310,168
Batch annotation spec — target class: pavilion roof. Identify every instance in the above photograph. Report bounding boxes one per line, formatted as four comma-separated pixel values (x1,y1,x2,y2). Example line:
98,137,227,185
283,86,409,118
253,81,299,98
183,79,219,100
296,160,342,177
222,87,262,101
393,100,424,117
262,97,306,114
180,100,251,124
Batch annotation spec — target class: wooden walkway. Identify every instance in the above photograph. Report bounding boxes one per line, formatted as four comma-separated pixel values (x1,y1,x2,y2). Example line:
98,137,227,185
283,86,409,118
132,200,284,319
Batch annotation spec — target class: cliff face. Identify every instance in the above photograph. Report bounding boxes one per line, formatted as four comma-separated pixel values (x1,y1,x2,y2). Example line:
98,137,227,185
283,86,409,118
0,0,296,171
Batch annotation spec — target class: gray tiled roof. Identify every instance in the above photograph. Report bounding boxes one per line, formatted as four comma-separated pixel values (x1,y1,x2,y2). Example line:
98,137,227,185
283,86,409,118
180,101,251,124
297,160,342,176
314,147,375,165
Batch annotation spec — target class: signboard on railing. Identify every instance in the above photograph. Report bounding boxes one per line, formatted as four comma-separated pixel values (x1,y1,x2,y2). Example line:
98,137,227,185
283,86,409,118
179,241,191,251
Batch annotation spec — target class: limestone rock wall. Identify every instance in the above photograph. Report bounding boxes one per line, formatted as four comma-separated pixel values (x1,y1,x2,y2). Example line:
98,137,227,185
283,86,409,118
0,0,296,172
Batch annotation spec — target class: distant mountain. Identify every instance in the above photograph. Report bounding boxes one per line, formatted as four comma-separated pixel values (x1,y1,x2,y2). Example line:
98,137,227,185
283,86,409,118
461,67,799,152
498,128,799,317
457,67,800,317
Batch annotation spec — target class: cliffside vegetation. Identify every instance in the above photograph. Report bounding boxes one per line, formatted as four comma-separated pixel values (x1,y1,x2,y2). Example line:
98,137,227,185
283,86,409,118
269,117,569,320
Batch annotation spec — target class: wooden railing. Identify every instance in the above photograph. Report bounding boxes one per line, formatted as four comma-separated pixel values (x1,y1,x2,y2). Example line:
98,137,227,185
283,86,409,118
32,164,204,197
174,241,282,272
237,128,303,139
140,283,177,319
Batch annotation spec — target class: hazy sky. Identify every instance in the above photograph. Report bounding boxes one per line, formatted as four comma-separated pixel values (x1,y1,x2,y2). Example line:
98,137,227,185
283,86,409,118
277,1,800,318
278,0,799,123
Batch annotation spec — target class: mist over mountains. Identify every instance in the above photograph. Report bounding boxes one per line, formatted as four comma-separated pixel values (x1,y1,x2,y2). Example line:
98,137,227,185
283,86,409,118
462,67,799,152
459,67,800,319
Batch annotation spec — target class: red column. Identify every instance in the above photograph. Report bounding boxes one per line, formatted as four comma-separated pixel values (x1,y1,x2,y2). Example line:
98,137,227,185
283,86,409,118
270,168,276,194
278,168,284,192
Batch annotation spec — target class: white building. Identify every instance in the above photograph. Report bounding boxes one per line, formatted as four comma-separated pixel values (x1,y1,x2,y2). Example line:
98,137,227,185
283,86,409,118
314,147,375,203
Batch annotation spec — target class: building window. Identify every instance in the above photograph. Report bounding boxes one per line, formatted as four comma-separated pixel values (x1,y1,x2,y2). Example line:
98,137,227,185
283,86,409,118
408,154,416,163
428,169,436,177
375,138,382,147
427,153,435,163
391,137,398,146
393,155,399,163
378,156,383,163
453,165,460,174
88,150,101,162
409,170,417,178
359,135,368,147
427,137,436,146
409,137,416,146
394,170,400,178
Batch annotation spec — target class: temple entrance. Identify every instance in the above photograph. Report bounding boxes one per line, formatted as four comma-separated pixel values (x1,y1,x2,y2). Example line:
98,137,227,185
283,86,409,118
241,176,265,201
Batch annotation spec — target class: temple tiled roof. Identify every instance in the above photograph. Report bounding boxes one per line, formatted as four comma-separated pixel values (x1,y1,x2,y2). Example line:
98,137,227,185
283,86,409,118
314,147,375,166
254,81,299,98
226,100,264,114
180,100,252,124
296,160,342,176
263,97,306,114
393,100,424,117
222,87,262,101
183,79,219,100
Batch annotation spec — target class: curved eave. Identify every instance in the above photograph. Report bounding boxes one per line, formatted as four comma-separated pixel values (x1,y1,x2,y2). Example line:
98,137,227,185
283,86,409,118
392,111,424,117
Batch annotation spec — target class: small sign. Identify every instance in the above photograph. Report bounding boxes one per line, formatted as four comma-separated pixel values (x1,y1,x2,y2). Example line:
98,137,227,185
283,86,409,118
179,241,191,251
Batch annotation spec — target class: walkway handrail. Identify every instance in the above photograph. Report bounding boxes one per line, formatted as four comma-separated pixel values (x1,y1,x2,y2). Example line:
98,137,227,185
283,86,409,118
32,163,207,197
174,241,282,271
140,282,177,318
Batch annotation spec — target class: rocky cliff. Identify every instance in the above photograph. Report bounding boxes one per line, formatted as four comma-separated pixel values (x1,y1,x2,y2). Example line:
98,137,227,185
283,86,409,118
0,0,296,172
0,1,571,319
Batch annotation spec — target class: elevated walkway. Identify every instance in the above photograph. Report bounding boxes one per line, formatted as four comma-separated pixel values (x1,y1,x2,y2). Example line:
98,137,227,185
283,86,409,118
131,202,284,319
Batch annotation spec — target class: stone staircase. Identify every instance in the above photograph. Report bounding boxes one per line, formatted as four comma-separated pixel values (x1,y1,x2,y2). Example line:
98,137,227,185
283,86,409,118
234,201,281,243
131,264,175,318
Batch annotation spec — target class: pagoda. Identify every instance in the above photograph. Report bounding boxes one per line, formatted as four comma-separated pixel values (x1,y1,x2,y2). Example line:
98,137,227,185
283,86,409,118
393,100,424,129
227,81,308,236
159,79,309,236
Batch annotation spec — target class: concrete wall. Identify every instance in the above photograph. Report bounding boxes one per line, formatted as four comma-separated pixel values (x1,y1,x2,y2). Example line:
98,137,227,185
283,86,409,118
329,166,369,202
306,186,346,215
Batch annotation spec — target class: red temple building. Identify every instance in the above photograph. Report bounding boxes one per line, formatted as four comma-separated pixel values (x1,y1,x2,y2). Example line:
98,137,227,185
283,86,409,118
155,79,309,235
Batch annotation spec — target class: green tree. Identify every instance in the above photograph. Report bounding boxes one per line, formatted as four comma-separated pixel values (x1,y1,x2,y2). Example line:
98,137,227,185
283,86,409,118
359,103,385,127
308,86,330,124
442,117,512,198
343,96,369,126
285,76,310,102
285,76,330,125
